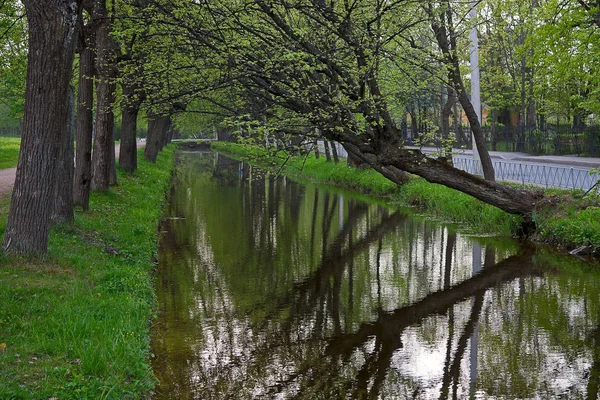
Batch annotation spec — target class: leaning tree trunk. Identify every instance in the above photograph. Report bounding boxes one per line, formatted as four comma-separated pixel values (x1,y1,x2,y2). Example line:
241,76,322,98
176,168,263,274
330,127,540,228
2,0,80,255
52,85,75,224
91,0,117,190
144,114,171,163
74,22,95,210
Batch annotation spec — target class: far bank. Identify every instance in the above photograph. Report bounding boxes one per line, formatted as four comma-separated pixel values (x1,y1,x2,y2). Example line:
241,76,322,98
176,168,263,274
211,142,600,257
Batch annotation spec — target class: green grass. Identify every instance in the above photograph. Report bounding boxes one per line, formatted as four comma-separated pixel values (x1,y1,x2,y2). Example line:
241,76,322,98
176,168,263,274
0,146,174,399
213,142,600,251
0,137,21,169
534,192,600,252
392,179,522,235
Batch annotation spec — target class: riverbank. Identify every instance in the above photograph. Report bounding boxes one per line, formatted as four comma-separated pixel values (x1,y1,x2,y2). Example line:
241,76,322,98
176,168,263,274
0,146,174,399
212,142,600,255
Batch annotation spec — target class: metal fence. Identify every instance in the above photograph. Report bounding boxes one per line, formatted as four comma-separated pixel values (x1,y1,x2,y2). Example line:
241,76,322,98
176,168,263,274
453,156,600,192
322,140,599,192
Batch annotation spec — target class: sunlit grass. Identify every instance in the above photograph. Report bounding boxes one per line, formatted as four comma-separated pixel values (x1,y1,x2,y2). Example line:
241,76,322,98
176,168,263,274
0,146,174,399
0,137,21,169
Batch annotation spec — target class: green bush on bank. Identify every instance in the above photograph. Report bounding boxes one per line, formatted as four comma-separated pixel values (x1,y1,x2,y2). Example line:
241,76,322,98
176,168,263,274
0,146,174,399
212,142,600,251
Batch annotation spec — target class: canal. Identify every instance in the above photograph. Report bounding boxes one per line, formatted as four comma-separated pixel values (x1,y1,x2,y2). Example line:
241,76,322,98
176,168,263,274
151,150,600,399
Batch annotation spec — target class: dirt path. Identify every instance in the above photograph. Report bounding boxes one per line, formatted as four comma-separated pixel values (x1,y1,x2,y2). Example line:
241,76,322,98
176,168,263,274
0,143,145,196
0,168,16,196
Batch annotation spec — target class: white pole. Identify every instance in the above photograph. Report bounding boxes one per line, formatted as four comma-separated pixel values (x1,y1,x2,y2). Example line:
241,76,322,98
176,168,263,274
470,2,482,175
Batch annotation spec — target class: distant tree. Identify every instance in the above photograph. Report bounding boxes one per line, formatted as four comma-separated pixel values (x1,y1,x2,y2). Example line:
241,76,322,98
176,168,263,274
533,0,600,125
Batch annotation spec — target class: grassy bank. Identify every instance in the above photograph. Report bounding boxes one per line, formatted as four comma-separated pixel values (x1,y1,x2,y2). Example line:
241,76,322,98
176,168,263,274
0,146,174,399
0,137,21,169
212,142,600,252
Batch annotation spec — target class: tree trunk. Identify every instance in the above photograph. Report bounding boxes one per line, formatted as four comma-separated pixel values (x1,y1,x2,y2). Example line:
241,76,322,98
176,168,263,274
429,3,495,181
491,109,497,151
323,139,332,162
453,98,468,147
144,114,171,163
409,107,418,141
119,86,140,173
2,0,80,255
52,85,75,224
330,140,339,163
331,127,540,222
160,122,173,149
519,47,527,152
91,0,117,190
441,85,456,163
74,22,95,210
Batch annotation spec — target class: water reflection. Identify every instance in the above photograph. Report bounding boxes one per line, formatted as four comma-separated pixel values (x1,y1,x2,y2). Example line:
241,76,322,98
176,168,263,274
152,152,600,399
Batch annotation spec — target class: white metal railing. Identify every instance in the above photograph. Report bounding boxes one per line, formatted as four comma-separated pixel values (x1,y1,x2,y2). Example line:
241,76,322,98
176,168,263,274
318,141,599,192
453,156,599,192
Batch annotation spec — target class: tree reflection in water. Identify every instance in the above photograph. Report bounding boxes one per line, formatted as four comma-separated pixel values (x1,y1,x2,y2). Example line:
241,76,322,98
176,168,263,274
151,152,600,400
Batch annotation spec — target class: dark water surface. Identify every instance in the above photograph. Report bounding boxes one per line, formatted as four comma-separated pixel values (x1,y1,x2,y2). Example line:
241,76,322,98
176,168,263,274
151,151,600,399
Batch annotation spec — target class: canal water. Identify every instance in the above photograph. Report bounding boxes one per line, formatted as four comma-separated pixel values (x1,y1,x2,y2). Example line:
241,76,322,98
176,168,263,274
151,151,600,399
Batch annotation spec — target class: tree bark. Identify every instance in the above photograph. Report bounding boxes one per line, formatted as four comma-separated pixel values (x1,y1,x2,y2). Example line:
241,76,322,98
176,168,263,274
441,84,456,163
429,2,495,181
74,21,95,210
2,0,80,255
144,114,171,163
330,140,339,163
91,0,117,190
119,84,140,173
52,85,75,223
323,139,332,162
